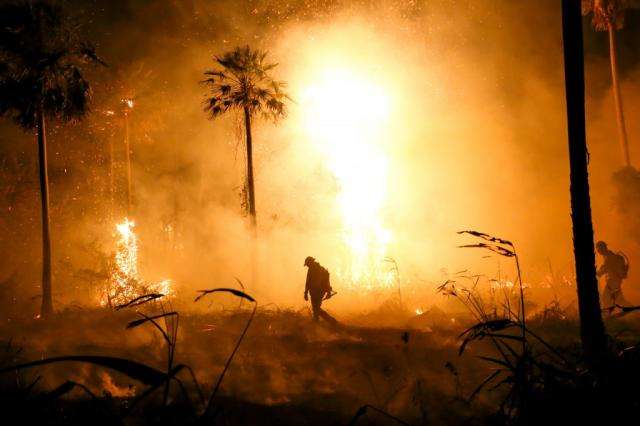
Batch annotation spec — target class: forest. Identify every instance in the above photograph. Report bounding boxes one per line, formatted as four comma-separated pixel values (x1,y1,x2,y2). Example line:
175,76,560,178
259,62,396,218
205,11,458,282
2,0,640,424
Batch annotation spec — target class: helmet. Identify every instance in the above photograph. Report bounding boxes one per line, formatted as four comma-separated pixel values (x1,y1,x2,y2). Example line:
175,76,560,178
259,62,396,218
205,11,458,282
304,256,315,267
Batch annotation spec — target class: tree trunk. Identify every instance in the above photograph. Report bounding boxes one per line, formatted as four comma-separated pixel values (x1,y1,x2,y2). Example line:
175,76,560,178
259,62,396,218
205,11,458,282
109,133,115,220
561,0,607,365
244,106,257,229
608,24,631,167
36,104,53,317
124,113,133,216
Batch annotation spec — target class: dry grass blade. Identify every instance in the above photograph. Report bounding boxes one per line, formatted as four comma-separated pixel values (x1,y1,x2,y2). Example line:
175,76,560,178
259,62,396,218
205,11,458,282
477,356,512,369
459,319,517,339
126,312,178,329
233,278,245,291
523,328,571,365
24,375,42,396
115,293,164,310
349,406,369,426
0,356,171,386
195,287,255,303
459,243,515,257
468,370,502,402
457,228,527,352
436,279,457,295
42,380,97,401
127,364,187,413
348,404,410,426
234,278,246,309
459,319,517,355
458,230,514,247
205,302,257,415
197,286,258,416
181,364,206,407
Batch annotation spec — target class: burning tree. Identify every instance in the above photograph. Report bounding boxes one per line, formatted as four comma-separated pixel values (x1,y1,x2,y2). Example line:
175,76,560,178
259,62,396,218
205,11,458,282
113,63,156,217
202,46,290,228
0,0,104,317
103,218,172,308
108,218,140,306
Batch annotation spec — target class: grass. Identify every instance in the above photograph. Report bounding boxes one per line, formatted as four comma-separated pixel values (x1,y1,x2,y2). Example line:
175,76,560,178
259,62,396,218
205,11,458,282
0,283,262,423
194,285,257,416
0,302,492,424
3,235,640,424
446,230,640,424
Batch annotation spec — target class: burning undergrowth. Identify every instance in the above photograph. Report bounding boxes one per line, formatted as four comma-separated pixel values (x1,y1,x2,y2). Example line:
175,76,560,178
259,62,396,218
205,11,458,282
102,218,173,308
2,265,640,425
0,290,500,425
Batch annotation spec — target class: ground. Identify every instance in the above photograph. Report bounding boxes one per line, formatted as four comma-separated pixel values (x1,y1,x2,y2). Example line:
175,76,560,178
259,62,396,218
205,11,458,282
1,304,639,425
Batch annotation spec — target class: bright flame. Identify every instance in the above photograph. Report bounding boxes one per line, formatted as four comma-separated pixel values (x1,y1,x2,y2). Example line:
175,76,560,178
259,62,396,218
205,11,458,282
302,68,394,289
102,218,172,307
115,218,138,284
121,98,134,109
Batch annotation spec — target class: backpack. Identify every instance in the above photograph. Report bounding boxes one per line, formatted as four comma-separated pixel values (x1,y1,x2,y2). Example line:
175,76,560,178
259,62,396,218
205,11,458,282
319,266,332,292
616,251,630,279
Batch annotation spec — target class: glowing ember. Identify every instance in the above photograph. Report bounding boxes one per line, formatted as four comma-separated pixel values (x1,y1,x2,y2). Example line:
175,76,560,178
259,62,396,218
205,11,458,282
102,218,172,307
415,308,423,315
121,98,134,109
490,279,515,290
302,68,394,289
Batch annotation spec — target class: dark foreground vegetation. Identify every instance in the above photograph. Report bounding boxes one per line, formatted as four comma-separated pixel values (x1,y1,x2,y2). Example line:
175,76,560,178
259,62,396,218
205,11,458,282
2,294,640,425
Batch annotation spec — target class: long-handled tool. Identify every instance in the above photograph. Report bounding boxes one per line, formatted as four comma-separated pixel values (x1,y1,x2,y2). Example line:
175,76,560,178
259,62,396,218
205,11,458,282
324,290,337,300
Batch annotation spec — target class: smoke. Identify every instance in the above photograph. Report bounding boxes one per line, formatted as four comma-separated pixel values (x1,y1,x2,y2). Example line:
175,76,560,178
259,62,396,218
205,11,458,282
2,0,640,314
612,166,640,241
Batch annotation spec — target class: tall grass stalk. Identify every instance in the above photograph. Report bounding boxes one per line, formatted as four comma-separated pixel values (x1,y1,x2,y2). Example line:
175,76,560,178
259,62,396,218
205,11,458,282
194,285,257,416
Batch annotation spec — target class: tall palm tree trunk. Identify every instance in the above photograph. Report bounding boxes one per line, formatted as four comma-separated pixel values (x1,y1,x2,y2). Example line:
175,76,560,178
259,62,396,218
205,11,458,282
109,133,115,220
608,23,631,167
561,0,607,365
124,113,133,216
36,104,53,317
244,106,257,228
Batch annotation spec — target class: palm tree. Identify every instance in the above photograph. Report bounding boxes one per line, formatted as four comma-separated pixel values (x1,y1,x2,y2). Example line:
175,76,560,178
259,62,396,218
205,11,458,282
583,0,632,167
202,46,289,228
98,63,153,219
561,0,608,366
115,63,153,217
0,1,104,317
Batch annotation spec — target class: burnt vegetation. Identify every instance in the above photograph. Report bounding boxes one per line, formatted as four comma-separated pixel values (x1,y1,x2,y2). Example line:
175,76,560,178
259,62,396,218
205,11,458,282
3,232,640,425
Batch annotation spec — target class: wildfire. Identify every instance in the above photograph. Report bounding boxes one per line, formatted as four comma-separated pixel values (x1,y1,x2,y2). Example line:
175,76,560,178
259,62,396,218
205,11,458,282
302,68,394,289
102,218,172,307
115,218,138,286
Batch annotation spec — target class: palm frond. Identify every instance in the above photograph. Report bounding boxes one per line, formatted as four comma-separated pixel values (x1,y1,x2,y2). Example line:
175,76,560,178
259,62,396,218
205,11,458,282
202,45,290,122
584,0,628,30
0,0,102,129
